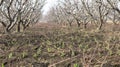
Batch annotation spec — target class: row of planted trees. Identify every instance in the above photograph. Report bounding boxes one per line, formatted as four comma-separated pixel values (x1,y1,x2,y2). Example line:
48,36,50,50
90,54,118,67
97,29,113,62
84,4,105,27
46,0,120,30
0,0,45,33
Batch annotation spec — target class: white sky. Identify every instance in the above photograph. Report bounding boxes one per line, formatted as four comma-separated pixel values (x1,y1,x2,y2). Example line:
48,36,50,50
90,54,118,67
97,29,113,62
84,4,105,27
42,0,58,15
42,0,120,15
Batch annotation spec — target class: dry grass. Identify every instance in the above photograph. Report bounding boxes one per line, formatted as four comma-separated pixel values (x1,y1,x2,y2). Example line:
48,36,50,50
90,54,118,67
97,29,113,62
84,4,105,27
0,23,120,67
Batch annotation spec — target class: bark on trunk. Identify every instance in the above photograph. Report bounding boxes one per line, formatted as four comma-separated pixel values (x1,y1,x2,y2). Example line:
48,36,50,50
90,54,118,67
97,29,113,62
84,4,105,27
77,21,80,27
69,22,72,27
98,21,103,30
0,22,6,27
83,24,87,29
6,22,12,33
17,22,21,32
98,5,104,30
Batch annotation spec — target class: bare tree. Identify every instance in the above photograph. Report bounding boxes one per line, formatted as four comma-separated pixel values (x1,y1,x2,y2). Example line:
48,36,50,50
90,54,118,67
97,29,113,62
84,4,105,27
46,0,119,30
58,0,82,27
100,0,120,24
106,0,120,14
58,3,74,27
45,8,60,23
96,0,109,30
0,0,45,33
46,4,72,27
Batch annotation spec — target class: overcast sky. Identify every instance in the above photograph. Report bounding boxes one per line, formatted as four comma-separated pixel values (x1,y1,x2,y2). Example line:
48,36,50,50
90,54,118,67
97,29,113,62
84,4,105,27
42,0,58,15
42,0,120,15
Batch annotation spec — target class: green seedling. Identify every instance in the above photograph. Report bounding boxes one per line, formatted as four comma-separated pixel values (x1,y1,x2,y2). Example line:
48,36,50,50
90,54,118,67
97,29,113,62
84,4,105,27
1,63,5,67
73,63,79,67
8,53,13,58
22,52,28,58
60,52,66,57
46,40,51,45
33,53,38,58
37,48,42,55
61,42,65,48
47,48,51,52
71,50,75,56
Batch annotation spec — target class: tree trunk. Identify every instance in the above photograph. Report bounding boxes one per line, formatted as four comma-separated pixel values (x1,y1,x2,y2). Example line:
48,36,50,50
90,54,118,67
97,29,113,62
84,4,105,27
6,27,10,33
5,22,12,33
23,25,29,31
23,25,27,31
22,22,30,31
69,22,72,27
83,23,87,29
76,20,80,27
17,22,21,32
98,22,103,30
0,22,6,27
98,5,104,30
98,17,104,30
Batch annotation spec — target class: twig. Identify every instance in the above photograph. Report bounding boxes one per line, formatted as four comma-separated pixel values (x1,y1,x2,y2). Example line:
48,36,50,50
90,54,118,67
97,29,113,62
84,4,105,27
48,54,81,67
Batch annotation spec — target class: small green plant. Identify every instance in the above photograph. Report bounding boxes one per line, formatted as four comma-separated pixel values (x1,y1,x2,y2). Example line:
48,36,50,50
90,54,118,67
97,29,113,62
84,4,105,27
47,47,54,53
1,63,5,67
61,42,65,48
60,52,66,57
73,63,79,67
8,53,13,58
33,53,38,58
46,40,52,45
71,50,75,56
37,48,42,55
33,48,42,58
22,52,28,58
